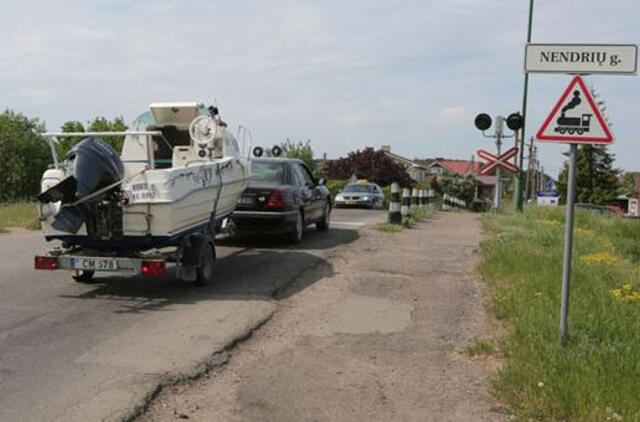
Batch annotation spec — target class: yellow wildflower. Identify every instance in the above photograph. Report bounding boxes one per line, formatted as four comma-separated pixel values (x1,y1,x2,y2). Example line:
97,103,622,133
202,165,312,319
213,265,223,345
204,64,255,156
580,252,622,266
610,283,640,303
541,219,560,227
610,289,623,300
626,292,640,303
575,227,594,237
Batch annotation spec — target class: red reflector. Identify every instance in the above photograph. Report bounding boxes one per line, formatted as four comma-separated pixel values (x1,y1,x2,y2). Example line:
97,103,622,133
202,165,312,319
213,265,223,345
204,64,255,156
35,255,58,270
141,260,165,277
266,189,286,209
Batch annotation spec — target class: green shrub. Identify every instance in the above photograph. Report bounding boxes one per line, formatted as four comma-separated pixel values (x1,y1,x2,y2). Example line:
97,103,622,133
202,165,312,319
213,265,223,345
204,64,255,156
0,202,40,231
325,179,347,201
0,111,51,201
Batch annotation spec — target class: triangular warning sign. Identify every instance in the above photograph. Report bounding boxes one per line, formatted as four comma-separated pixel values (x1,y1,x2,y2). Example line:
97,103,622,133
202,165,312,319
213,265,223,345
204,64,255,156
536,76,613,144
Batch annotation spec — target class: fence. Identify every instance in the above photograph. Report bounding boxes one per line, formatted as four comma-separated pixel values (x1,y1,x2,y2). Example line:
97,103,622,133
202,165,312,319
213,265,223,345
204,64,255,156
388,184,436,225
441,194,466,211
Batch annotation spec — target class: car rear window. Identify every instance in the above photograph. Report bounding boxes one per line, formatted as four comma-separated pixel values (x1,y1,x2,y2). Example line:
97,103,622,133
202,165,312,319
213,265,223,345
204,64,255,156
345,184,374,193
252,161,285,184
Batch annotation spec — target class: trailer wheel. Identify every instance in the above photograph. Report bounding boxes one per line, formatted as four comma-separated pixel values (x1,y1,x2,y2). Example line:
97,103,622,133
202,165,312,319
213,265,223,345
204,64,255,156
195,242,215,286
577,129,584,135
72,270,95,283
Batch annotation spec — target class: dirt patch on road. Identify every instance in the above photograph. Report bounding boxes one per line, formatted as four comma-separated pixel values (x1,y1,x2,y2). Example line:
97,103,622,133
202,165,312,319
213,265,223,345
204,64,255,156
139,213,504,421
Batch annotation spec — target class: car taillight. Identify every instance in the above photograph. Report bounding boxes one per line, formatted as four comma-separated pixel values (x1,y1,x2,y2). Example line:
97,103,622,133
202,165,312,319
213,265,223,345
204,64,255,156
35,255,58,270
266,189,286,209
141,260,166,277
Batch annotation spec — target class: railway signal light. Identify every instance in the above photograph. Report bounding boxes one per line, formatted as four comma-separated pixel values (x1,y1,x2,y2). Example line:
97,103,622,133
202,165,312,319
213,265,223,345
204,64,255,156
506,112,524,131
474,113,492,131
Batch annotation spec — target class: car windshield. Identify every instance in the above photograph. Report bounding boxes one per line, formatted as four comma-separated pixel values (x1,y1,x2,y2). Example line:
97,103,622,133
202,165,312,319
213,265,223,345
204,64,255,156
344,184,374,193
252,162,285,184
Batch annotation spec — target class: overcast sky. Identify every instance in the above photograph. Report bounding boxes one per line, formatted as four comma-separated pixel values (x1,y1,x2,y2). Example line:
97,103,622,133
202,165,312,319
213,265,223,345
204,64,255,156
1,0,638,176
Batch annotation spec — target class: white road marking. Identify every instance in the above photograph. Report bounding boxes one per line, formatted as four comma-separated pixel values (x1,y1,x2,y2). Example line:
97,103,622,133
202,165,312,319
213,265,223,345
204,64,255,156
331,221,366,227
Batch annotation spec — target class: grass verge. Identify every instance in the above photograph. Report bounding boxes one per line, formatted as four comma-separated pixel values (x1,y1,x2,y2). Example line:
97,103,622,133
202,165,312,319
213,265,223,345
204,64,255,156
375,223,404,233
0,202,40,232
411,207,436,223
479,206,640,421
464,339,495,357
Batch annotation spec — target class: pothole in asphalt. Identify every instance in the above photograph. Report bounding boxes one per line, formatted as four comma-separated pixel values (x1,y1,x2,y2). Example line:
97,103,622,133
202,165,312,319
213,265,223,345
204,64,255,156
302,295,413,336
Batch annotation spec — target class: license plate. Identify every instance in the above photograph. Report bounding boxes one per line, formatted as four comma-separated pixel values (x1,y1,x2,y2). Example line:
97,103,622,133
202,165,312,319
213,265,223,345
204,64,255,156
71,257,118,271
346,200,359,205
238,195,255,205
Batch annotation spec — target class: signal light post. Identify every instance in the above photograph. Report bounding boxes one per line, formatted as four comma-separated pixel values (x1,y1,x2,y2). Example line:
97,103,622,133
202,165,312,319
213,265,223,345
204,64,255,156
473,112,523,212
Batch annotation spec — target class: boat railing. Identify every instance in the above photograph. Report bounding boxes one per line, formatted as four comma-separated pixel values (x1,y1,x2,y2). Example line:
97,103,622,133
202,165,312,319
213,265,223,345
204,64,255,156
42,131,162,169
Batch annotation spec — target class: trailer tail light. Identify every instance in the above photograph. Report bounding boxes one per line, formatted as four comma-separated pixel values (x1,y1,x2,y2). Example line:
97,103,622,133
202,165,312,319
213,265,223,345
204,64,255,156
35,255,58,270
141,260,165,277
266,189,286,210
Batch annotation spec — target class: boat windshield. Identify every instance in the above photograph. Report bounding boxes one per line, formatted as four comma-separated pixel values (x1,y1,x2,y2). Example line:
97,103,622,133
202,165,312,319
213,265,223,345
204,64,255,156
252,161,285,184
344,184,374,193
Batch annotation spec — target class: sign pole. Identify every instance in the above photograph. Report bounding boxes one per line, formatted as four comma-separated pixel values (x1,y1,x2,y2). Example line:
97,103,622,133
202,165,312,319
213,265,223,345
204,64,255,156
559,143,578,344
493,123,503,211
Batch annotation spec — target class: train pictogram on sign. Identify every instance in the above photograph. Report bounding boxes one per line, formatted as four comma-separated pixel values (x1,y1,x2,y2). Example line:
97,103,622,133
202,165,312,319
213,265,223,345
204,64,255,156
536,75,613,144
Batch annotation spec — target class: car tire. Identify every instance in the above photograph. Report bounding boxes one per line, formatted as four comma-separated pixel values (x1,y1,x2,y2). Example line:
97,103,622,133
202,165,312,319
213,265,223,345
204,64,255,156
317,203,330,232
289,210,304,244
72,270,95,283
195,242,215,286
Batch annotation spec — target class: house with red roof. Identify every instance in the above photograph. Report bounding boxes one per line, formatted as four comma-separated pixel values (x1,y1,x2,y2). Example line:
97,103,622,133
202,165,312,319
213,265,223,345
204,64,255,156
378,145,498,202
426,159,481,176
426,158,497,201
380,145,429,182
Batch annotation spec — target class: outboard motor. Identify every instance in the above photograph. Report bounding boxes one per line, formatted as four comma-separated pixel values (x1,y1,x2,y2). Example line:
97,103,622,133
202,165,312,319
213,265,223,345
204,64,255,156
37,137,125,234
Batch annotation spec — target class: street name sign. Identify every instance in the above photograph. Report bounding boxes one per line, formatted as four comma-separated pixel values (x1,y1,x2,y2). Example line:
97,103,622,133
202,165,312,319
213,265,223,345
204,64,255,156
525,43,637,75
477,147,519,176
536,75,613,144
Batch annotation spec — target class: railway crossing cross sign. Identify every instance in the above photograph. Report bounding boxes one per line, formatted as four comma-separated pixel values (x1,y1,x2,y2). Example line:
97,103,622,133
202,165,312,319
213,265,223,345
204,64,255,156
477,147,519,176
536,75,613,144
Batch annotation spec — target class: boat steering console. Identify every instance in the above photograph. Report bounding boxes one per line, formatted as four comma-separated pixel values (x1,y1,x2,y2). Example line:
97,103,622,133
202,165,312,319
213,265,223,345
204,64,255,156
189,115,220,159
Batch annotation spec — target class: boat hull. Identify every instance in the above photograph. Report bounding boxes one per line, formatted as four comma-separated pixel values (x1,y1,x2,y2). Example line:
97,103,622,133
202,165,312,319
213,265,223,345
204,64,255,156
41,157,249,251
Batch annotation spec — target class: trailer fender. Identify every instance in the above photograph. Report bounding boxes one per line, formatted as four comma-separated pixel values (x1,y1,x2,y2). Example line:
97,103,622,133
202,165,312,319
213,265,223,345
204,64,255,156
177,233,215,267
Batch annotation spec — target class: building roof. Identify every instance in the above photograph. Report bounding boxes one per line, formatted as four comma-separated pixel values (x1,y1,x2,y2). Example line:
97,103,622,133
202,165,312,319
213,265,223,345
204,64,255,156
429,160,481,176
476,175,497,186
380,146,427,169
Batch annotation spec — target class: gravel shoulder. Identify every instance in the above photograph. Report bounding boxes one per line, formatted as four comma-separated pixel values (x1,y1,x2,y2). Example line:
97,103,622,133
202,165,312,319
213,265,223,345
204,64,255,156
140,212,504,421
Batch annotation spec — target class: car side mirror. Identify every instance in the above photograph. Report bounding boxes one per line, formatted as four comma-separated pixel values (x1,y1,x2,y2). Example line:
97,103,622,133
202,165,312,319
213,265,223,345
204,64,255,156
318,178,325,186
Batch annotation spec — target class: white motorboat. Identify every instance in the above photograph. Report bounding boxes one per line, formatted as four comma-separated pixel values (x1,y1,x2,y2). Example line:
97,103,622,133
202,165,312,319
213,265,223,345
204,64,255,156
37,102,251,252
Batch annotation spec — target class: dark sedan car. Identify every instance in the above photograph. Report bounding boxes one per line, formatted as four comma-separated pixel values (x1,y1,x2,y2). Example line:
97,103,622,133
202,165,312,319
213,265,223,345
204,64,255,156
232,158,331,243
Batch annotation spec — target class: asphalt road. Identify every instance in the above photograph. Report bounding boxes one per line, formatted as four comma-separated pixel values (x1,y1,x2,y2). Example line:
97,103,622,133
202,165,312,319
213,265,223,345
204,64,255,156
0,208,385,422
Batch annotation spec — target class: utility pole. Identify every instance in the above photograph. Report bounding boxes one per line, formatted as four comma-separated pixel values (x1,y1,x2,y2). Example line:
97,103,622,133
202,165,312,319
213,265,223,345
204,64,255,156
524,138,534,201
516,0,535,211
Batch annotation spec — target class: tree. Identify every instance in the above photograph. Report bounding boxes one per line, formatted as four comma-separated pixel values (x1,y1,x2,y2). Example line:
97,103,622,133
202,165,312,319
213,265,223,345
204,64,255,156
0,110,51,201
621,172,636,195
432,172,476,205
557,145,620,204
59,116,128,157
280,139,317,174
323,147,413,187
